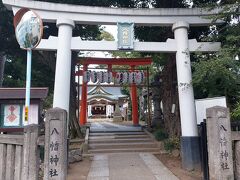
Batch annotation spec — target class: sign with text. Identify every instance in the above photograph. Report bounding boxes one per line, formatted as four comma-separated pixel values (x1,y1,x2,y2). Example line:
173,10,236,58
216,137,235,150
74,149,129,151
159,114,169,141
117,22,134,50
44,108,67,180
206,106,234,180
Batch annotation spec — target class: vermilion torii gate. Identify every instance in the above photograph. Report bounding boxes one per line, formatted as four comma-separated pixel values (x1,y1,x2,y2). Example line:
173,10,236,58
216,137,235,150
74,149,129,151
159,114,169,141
76,57,152,126
3,0,222,170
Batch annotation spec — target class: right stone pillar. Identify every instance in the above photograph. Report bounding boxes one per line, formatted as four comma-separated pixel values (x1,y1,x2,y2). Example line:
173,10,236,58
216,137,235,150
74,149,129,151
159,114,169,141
172,21,200,170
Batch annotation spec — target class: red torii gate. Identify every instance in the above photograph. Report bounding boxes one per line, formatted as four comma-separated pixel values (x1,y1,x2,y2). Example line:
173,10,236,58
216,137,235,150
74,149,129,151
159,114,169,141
76,57,152,126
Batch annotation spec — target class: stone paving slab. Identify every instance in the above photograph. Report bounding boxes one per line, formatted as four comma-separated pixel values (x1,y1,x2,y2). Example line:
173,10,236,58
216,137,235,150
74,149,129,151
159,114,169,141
109,153,156,180
87,155,109,179
87,153,179,180
139,153,179,180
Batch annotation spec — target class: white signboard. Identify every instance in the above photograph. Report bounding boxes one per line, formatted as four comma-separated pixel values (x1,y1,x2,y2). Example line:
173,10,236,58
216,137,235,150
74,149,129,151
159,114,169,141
195,96,227,124
22,104,39,125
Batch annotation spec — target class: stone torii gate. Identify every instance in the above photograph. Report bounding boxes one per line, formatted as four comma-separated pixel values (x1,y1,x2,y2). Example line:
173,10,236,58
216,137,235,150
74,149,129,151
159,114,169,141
3,0,221,170
76,57,152,126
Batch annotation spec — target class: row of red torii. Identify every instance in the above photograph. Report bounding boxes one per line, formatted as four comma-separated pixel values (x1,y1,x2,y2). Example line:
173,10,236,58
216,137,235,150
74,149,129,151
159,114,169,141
75,57,152,126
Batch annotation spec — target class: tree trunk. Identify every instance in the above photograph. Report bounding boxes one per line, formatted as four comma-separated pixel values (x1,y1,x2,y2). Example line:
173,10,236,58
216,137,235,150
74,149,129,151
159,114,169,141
161,54,181,138
151,75,164,127
69,52,83,138
0,53,6,87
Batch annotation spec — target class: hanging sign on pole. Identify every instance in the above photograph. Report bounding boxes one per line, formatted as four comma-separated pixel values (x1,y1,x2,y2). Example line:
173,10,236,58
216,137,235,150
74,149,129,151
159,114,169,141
14,8,43,123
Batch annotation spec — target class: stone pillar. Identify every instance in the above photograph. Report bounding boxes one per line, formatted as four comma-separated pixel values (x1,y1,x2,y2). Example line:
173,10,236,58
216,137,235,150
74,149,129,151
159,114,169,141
53,19,75,113
80,65,88,125
235,141,240,179
131,66,139,126
151,74,163,127
44,108,68,180
172,21,200,170
206,106,234,180
113,103,123,122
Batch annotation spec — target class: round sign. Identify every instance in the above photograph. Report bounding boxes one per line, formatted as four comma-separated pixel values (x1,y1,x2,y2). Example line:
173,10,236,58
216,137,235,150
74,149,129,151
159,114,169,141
14,8,43,50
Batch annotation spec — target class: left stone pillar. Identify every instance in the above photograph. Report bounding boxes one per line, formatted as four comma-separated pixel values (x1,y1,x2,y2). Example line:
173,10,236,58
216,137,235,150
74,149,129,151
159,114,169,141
53,19,75,113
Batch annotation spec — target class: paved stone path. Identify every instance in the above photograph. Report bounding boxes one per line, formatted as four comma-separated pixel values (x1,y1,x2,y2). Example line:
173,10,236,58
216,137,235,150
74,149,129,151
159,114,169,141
87,153,179,180
87,121,179,180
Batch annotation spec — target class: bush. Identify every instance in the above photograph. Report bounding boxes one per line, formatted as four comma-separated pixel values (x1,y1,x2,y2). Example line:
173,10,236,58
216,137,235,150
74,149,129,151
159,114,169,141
231,102,240,121
164,137,180,152
154,129,168,141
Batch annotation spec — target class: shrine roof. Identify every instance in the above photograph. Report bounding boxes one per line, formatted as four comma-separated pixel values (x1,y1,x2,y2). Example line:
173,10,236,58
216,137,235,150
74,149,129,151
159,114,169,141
79,86,127,100
87,94,127,102
0,88,48,100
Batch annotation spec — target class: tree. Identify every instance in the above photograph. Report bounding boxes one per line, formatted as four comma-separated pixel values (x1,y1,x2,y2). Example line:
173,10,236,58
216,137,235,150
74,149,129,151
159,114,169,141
192,0,240,118
0,0,101,138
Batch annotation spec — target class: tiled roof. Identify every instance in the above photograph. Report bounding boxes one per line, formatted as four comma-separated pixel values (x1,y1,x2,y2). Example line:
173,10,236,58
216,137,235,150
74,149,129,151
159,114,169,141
0,87,48,99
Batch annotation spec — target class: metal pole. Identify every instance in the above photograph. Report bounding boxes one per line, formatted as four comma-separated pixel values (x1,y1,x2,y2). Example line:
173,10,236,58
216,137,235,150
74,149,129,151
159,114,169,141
25,50,32,123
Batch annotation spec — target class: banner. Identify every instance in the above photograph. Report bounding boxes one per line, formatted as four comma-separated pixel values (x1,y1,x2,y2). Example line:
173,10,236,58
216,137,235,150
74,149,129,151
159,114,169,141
129,72,136,84
122,72,129,84
83,71,90,83
104,72,113,84
97,71,105,83
116,72,124,84
135,71,145,85
90,71,98,83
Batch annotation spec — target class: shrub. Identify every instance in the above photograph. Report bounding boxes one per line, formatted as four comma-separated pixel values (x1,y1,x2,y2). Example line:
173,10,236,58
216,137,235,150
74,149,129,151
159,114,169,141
164,137,180,152
154,129,168,141
231,102,240,121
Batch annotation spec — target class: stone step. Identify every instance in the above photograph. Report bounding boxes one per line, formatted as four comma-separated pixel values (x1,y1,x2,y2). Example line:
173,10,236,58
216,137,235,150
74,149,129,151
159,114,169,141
89,142,158,149
90,131,146,136
88,147,160,154
90,129,142,133
89,138,153,144
89,134,149,140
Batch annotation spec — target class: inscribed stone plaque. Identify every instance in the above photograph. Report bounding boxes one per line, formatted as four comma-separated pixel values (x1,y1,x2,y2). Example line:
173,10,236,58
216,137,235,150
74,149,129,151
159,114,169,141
44,108,67,180
206,106,234,180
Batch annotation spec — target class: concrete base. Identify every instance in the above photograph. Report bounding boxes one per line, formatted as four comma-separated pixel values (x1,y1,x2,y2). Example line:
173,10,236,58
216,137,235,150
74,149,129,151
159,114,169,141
113,116,123,122
180,136,201,171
